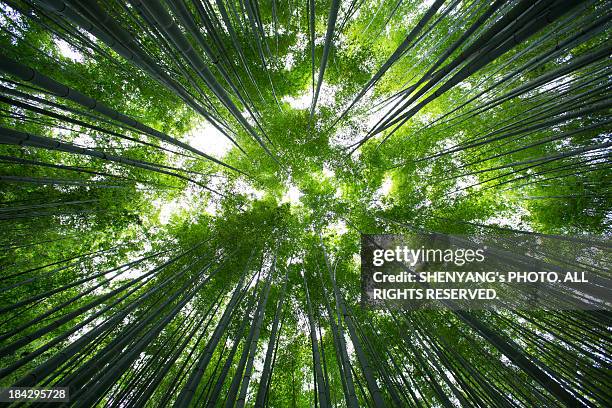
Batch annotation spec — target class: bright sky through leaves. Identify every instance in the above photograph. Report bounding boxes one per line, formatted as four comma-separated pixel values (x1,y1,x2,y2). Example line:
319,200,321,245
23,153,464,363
0,0,609,407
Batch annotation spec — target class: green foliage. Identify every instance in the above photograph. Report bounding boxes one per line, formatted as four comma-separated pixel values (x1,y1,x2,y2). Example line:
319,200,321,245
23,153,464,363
0,0,609,407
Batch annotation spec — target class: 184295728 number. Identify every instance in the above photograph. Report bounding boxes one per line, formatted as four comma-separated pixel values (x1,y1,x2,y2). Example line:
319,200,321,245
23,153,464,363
0,387,69,402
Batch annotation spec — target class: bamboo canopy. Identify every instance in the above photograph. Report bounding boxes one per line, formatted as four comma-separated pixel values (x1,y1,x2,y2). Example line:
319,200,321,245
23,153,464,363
0,0,610,407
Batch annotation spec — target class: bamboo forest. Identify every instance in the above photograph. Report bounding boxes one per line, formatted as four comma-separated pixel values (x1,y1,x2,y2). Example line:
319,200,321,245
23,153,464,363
0,0,610,406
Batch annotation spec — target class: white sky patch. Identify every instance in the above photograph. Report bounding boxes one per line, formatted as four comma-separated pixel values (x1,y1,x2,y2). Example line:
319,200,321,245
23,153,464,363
281,184,303,205
252,347,266,384
322,163,335,178
345,333,355,357
53,126,71,137
282,92,311,110
328,220,348,235
286,253,303,267
284,52,296,70
1,4,24,45
72,133,96,148
315,82,341,108
380,174,393,195
486,206,532,231
282,82,340,111
185,120,233,158
459,81,472,90
235,179,265,200
330,124,360,149
152,187,205,225
290,32,308,55
334,186,343,199
415,198,432,210
120,241,154,280
330,92,392,149
539,77,571,93
55,38,84,62
447,175,479,200
204,200,218,216
365,95,404,131
369,174,394,210
122,262,148,280
455,175,479,190
154,197,180,225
